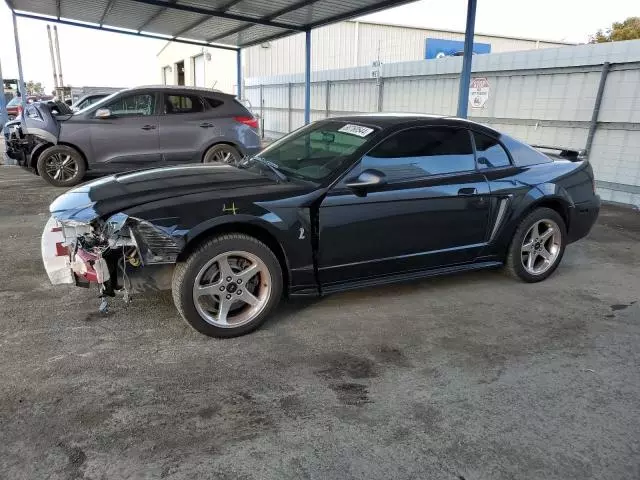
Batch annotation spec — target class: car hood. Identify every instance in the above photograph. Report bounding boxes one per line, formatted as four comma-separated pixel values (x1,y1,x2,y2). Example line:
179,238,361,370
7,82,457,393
49,164,284,222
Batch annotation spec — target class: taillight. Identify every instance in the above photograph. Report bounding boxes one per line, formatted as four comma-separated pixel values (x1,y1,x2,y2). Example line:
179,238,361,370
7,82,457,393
17,105,23,116
234,116,258,129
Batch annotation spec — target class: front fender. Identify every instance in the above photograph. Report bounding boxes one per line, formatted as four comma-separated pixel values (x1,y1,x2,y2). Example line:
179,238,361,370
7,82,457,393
186,213,287,245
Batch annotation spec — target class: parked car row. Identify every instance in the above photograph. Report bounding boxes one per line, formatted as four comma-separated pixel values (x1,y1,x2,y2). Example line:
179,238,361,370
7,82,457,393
4,85,261,186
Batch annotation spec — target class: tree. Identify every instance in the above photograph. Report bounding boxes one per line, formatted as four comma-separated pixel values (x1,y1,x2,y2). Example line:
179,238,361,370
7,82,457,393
26,80,44,95
590,17,640,43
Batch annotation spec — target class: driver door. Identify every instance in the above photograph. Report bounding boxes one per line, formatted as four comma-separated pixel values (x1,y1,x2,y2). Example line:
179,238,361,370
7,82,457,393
318,126,491,286
89,91,160,172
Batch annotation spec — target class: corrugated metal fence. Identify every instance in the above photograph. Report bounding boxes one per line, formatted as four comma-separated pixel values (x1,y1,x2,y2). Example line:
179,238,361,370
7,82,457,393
245,40,640,207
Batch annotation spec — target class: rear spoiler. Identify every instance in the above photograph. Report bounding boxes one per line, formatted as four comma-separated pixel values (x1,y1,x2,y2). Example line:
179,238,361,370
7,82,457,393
531,144,586,161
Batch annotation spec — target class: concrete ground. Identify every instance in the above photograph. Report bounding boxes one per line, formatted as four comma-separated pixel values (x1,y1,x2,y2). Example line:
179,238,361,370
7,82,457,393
0,166,638,480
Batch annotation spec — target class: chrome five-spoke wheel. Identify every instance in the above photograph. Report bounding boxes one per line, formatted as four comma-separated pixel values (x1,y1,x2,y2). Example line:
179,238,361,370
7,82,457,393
520,219,561,275
192,251,272,328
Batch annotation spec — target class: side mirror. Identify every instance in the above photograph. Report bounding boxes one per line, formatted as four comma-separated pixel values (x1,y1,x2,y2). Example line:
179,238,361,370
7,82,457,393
345,169,386,196
95,108,112,119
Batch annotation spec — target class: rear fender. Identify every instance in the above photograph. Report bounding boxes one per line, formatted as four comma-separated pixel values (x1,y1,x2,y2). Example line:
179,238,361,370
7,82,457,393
485,184,573,257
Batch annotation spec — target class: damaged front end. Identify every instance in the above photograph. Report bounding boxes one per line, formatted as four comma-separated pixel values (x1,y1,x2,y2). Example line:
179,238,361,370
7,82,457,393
42,212,184,309
4,101,67,167
3,119,32,165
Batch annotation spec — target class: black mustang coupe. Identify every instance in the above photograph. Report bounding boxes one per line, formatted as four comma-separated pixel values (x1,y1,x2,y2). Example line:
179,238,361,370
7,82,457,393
42,115,600,337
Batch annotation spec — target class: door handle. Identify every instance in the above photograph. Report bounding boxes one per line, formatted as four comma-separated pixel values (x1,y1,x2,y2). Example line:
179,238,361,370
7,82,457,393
458,187,477,195
199,122,213,128
141,124,156,130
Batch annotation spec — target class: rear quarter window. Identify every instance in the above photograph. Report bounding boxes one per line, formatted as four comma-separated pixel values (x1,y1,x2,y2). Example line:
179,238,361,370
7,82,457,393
205,97,224,109
500,134,553,166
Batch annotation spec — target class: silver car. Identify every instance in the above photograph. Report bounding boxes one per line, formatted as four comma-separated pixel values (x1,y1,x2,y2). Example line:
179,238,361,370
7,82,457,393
4,86,261,187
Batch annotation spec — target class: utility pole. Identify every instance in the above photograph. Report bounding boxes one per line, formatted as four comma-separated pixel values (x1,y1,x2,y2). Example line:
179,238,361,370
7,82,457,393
47,25,60,95
53,25,64,99
12,12,26,112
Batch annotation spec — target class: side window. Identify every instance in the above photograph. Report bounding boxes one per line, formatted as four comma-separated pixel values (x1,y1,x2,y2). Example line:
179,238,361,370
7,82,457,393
164,94,204,114
205,97,224,109
473,131,511,169
104,94,155,117
361,127,475,181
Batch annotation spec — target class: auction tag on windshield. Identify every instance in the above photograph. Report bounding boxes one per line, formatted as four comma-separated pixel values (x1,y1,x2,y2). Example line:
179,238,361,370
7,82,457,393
338,124,374,137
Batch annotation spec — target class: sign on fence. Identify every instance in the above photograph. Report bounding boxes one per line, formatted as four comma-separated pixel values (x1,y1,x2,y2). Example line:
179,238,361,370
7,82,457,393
469,77,490,108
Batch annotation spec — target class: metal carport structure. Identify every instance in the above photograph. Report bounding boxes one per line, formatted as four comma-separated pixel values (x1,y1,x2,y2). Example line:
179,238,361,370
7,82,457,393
1,0,478,126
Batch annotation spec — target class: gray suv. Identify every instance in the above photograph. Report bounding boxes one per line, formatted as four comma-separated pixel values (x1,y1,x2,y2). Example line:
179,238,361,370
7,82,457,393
4,86,261,187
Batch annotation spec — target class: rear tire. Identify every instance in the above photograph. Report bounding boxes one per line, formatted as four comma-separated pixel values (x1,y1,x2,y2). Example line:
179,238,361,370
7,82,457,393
505,207,566,283
36,145,86,187
203,144,241,165
172,233,283,338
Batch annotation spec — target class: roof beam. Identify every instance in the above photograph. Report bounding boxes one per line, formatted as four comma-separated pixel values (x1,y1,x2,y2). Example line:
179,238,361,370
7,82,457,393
171,0,245,39
137,0,177,33
14,12,239,51
127,0,306,31
207,0,320,43
238,28,300,48
99,0,115,27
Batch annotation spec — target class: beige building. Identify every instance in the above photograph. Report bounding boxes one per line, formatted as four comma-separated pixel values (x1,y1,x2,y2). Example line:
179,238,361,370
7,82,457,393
157,19,574,90
157,41,237,94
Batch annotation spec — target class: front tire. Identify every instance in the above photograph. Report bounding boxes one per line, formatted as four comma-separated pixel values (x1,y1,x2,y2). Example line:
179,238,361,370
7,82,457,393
172,233,283,338
505,207,567,283
36,145,86,187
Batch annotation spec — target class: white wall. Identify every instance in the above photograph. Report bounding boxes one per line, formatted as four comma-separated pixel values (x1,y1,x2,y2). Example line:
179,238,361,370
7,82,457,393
157,42,236,94
245,40,640,207
243,21,572,78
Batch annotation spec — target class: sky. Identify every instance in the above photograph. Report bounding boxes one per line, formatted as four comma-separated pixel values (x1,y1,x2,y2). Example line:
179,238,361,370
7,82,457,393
0,0,638,92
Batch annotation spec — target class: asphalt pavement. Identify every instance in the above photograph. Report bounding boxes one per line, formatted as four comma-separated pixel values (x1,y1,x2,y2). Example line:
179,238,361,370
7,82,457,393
0,166,639,480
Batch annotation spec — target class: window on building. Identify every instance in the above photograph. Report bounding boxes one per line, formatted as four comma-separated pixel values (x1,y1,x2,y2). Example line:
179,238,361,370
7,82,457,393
163,94,204,114
361,127,475,181
473,131,511,169
162,66,172,86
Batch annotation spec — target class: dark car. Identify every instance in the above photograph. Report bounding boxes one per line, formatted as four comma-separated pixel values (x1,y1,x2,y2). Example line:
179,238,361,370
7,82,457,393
42,114,600,338
4,85,261,187
71,93,112,111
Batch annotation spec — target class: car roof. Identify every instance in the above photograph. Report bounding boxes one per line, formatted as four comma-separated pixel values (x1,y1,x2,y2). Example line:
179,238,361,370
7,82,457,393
325,113,500,136
121,85,230,97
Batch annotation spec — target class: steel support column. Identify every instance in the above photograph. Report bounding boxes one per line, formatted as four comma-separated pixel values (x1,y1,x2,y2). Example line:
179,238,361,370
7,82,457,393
585,62,610,156
304,29,311,124
0,58,7,126
12,12,27,112
236,49,242,99
456,0,477,118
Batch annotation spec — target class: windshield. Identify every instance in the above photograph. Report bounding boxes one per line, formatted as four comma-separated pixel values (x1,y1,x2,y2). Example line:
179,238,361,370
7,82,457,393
7,96,20,106
250,121,377,182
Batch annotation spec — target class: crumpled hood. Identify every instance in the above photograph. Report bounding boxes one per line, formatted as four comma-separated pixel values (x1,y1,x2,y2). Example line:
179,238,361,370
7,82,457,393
49,164,277,222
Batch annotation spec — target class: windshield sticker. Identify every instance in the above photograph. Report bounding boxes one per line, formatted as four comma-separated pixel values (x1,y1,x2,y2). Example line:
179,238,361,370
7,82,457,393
338,124,374,137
